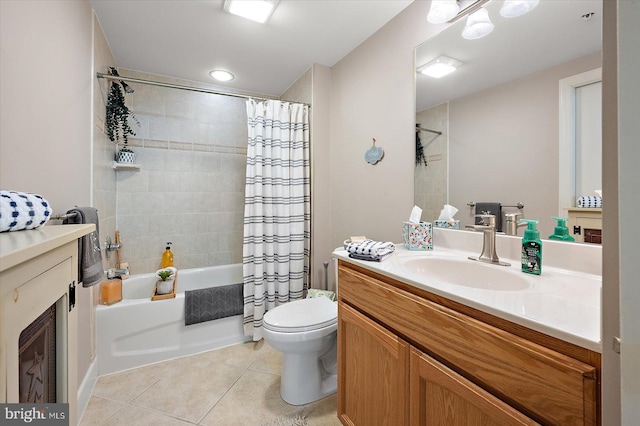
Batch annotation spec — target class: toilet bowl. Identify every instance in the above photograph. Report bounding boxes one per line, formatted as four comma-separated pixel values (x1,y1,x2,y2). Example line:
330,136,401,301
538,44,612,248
262,296,338,405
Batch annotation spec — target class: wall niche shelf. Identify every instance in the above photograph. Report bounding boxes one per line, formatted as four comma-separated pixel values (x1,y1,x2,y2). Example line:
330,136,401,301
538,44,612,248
112,161,140,171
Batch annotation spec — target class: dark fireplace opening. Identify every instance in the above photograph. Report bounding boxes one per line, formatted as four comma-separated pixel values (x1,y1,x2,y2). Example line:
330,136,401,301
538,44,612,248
19,303,56,403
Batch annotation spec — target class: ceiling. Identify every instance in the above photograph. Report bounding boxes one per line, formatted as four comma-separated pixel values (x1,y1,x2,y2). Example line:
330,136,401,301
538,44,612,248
416,0,603,111
90,0,414,97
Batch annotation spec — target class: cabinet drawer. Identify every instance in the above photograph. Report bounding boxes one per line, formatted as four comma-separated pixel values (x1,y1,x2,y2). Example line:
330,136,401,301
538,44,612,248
339,264,597,426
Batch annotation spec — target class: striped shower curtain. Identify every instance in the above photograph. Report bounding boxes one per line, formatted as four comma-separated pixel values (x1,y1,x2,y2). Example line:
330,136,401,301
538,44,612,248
243,99,310,341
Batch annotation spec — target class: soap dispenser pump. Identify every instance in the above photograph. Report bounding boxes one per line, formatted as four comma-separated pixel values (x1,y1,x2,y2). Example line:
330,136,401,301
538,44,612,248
521,220,542,275
161,242,174,268
548,217,575,242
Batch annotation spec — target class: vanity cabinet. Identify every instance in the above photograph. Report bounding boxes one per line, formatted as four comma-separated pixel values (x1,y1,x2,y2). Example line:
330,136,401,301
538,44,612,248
566,208,602,244
337,261,600,426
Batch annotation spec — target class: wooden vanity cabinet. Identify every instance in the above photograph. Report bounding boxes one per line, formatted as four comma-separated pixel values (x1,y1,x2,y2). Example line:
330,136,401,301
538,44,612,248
337,261,600,426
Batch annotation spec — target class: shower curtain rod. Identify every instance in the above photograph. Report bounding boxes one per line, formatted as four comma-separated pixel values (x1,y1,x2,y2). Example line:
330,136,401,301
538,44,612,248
416,125,442,136
96,72,311,106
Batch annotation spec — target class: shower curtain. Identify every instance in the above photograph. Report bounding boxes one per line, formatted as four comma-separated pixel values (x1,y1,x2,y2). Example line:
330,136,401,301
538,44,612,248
243,99,310,341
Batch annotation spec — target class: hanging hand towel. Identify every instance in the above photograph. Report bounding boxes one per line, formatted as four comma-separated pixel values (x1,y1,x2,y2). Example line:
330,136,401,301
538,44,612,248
577,196,602,208
63,207,104,287
475,202,502,232
0,190,52,232
344,239,395,261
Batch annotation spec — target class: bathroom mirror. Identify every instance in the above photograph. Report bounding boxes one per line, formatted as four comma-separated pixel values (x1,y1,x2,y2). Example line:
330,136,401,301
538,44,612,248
414,0,602,237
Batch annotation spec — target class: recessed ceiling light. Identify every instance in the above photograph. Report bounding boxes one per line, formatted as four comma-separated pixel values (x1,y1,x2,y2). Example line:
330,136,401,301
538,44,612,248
209,70,234,82
223,0,279,24
417,56,463,79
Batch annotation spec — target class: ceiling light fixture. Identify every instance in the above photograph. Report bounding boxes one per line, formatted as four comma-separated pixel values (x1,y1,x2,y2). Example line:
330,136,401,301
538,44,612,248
461,8,494,40
427,0,460,24
209,70,234,82
223,0,279,24
417,56,463,79
499,0,539,18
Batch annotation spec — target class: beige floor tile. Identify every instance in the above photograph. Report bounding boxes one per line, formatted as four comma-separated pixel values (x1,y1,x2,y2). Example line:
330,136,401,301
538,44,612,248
93,359,175,402
200,369,294,426
99,404,192,426
79,396,126,426
131,361,245,423
248,342,281,375
174,340,263,371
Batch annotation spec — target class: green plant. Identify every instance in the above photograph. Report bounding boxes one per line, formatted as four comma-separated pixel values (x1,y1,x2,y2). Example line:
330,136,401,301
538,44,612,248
105,67,138,145
157,270,174,281
118,146,134,153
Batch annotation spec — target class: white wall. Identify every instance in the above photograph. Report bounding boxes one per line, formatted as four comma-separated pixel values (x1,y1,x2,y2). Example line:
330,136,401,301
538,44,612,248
0,0,92,212
329,0,440,247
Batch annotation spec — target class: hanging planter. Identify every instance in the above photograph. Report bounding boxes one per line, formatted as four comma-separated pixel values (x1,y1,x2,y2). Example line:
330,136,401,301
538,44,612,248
105,67,139,162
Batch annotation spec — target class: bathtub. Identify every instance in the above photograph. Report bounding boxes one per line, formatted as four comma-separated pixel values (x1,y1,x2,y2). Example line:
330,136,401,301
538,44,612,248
96,264,249,375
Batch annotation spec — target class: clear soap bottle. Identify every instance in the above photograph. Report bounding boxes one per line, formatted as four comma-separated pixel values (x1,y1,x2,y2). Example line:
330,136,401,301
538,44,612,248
161,242,174,268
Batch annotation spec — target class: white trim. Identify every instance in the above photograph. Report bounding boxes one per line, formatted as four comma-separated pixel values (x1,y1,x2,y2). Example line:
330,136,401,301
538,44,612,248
77,357,99,422
558,68,602,216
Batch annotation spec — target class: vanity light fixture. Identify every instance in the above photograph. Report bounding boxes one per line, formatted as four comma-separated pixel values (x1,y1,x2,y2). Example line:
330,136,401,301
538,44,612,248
500,0,539,18
427,0,461,24
417,56,463,79
209,70,234,82
461,8,494,40
223,0,279,24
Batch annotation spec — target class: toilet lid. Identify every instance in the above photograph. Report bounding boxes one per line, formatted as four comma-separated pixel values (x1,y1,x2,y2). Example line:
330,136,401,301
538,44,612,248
263,297,337,333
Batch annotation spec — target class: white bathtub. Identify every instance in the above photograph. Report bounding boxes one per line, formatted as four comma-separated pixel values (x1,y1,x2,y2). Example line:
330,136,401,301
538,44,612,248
96,264,249,375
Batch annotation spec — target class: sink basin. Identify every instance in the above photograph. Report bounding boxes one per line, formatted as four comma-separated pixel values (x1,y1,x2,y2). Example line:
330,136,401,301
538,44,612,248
397,257,531,291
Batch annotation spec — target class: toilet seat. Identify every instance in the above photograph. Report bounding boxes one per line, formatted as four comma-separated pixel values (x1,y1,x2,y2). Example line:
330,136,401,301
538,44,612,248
263,297,337,333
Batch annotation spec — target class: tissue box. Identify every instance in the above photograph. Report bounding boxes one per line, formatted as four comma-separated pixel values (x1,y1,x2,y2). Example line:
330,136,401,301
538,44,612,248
402,221,433,250
434,219,460,229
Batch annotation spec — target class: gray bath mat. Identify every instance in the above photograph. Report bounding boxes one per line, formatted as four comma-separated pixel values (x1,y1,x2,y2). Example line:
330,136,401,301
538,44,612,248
184,283,243,325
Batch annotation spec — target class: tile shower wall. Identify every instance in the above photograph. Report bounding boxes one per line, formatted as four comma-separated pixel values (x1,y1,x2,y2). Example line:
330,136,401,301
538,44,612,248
116,70,247,273
415,103,448,223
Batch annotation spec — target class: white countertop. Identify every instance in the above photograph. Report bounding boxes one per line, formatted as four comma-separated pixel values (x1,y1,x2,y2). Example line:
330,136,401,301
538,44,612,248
333,229,602,353
0,224,95,273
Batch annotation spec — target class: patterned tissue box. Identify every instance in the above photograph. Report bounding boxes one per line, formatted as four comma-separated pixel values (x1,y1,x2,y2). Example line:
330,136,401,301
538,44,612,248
402,221,433,251
434,220,460,229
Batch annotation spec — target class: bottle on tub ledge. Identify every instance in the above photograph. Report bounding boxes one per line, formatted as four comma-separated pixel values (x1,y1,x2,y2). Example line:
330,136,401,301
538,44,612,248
521,220,542,275
161,242,174,268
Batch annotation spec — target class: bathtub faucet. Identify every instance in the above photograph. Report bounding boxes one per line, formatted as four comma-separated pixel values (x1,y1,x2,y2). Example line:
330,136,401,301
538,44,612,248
106,267,130,279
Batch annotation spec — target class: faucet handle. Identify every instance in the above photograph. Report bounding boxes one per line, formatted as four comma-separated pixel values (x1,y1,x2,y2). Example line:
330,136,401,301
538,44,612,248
474,214,496,226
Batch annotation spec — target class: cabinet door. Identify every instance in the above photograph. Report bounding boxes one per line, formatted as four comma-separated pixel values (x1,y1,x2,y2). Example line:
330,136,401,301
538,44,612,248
338,302,409,426
410,348,539,426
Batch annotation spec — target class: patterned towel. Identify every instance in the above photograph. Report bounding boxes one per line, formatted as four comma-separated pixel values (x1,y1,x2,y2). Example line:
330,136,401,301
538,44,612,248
344,240,395,261
0,190,52,232
185,283,244,326
63,207,104,287
577,195,602,208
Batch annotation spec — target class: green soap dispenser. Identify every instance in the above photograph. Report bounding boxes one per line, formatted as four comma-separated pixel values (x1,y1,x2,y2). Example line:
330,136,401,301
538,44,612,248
548,217,575,242
521,220,542,275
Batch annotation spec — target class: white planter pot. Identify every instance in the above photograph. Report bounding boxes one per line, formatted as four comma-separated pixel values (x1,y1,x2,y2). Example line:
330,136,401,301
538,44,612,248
156,280,173,295
116,151,136,164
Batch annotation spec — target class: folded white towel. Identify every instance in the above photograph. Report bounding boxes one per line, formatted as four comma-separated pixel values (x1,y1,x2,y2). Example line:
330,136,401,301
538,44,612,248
344,239,395,261
577,195,602,208
0,190,52,232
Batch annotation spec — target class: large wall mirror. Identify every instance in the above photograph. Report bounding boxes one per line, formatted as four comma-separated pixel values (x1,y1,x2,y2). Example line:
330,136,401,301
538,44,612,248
414,0,602,238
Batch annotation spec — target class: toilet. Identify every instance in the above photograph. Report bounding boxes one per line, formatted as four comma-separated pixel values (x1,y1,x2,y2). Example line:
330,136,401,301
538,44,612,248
262,296,338,405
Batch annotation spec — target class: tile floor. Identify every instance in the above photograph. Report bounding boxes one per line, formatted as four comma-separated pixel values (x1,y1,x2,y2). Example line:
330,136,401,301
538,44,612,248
80,341,341,426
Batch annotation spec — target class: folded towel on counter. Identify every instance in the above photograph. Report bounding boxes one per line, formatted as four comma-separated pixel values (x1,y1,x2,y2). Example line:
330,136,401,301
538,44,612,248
0,190,52,232
344,239,395,262
577,195,602,208
185,283,243,326
63,207,104,287
475,202,502,232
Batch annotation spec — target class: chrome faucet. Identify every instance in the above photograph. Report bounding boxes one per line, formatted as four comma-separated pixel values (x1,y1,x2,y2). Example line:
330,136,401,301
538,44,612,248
465,214,510,266
504,213,526,236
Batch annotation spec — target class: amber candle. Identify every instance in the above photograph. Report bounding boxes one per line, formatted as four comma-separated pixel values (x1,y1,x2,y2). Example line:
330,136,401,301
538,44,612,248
100,279,122,305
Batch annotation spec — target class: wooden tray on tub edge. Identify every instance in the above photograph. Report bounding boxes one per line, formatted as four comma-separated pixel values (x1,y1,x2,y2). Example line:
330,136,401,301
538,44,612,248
151,272,177,301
